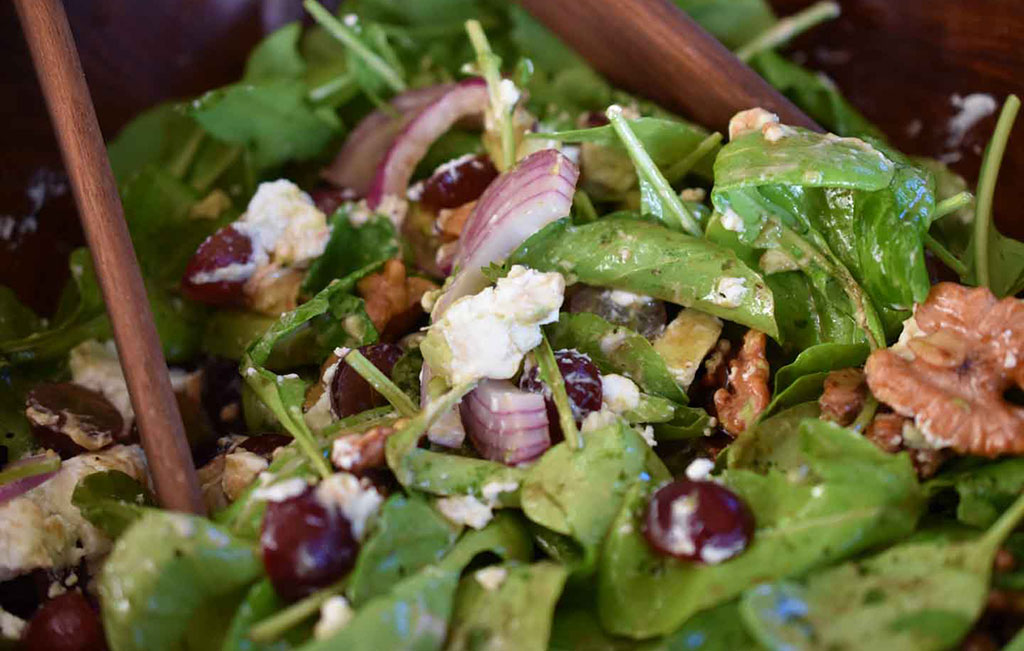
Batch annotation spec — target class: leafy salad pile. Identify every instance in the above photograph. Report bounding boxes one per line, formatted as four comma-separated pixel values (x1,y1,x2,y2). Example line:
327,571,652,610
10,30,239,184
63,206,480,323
3,1,1024,650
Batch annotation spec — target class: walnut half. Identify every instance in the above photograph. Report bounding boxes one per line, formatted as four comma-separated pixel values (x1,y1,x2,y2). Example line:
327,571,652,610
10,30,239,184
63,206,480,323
865,283,1024,457
714,329,770,436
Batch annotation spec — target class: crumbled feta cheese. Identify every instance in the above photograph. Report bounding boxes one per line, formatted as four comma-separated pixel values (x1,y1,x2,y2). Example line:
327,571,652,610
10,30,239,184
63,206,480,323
599,330,629,356
704,277,748,308
251,477,308,503
342,13,358,27
480,480,519,504
664,495,698,556
188,261,259,285
474,566,508,591
69,340,134,422
0,609,26,640
0,445,148,581
719,208,745,234
314,596,354,640
350,195,408,228
436,495,493,530
601,374,641,414
581,409,620,434
497,79,522,111
316,473,383,540
699,537,747,564
947,93,997,149
759,249,799,274
222,450,269,502
685,458,715,481
638,425,657,448
330,436,361,471
728,108,779,140
240,180,330,266
762,122,797,143
811,485,825,498
605,289,652,307
422,266,565,384
304,390,335,432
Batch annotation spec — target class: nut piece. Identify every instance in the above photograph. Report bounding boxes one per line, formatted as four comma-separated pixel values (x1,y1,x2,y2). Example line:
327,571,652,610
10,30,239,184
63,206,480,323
713,330,770,436
865,283,1024,457
244,264,304,316
356,259,437,337
330,422,403,474
863,413,948,479
818,369,867,427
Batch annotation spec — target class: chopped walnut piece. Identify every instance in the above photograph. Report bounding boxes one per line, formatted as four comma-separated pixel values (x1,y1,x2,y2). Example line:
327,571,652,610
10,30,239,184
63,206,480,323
863,412,948,478
713,330,770,436
818,368,867,427
865,283,1024,457
244,264,304,316
331,420,406,474
436,201,475,241
357,259,438,337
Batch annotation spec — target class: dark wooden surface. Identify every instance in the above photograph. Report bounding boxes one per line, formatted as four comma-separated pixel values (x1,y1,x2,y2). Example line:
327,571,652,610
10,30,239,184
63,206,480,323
13,0,203,514
2,0,1023,317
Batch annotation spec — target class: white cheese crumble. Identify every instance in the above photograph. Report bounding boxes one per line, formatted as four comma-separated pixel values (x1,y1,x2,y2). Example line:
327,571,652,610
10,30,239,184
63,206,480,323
719,208,746,234
422,266,565,384
728,108,779,141
497,79,522,111
581,409,620,434
436,495,493,530
251,477,309,503
222,450,269,502
474,566,508,591
240,179,330,266
189,260,259,285
685,457,715,481
316,473,383,541
664,495,698,557
0,610,25,640
947,93,997,149
330,436,361,471
638,425,657,448
481,480,520,504
705,277,748,308
314,596,354,640
605,289,652,307
601,374,641,414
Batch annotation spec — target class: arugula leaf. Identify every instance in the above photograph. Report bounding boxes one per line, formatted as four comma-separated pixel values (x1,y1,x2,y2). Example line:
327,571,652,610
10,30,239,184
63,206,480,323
107,102,201,185
98,511,264,651
761,342,869,417
302,212,399,295
510,219,777,336
222,579,295,651
926,457,1024,529
447,562,568,651
396,448,526,504
522,423,664,570
547,312,687,404
740,492,1024,651
71,470,155,538
346,493,460,606
244,23,307,82
598,419,923,637
191,79,339,172
674,0,777,49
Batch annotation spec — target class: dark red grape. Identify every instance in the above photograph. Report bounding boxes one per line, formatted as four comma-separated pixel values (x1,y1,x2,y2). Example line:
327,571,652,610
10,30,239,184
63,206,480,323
200,356,247,436
25,383,123,458
330,344,404,418
568,285,667,339
181,225,255,307
260,487,359,601
238,434,292,459
643,479,754,563
520,349,603,434
310,185,359,216
22,591,107,651
418,154,498,211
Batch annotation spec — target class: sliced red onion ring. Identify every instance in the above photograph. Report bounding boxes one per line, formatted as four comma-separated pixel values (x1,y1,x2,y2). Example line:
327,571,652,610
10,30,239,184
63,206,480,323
432,148,579,318
461,379,551,466
366,78,489,209
0,454,60,504
321,84,451,195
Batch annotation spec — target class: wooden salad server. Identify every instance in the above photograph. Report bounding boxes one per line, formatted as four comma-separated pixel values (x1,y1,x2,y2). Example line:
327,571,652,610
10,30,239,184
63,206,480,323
14,0,205,514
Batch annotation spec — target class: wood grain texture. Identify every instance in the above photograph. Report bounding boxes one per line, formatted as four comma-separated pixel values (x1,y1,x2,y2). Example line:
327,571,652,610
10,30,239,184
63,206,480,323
518,0,820,133
13,0,204,514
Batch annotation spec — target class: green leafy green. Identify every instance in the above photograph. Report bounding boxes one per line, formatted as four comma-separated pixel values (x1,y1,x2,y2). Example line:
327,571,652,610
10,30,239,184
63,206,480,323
547,313,687,403
651,405,713,441
675,0,777,49
447,562,568,651
245,23,307,83
98,511,264,651
71,470,155,538
762,342,868,416
302,212,399,295
510,219,777,336
222,579,296,651
598,419,923,637
0,288,41,341
727,402,819,472
439,511,535,573
347,493,460,606
107,102,202,185
927,457,1024,529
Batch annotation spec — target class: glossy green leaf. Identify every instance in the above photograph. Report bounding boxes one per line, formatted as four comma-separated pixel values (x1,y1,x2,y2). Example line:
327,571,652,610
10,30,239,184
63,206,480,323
547,312,686,403
762,342,869,417
727,402,820,472
447,562,568,651
99,511,263,651
439,511,535,573
222,579,294,651
926,457,1024,529
674,0,776,49
244,23,307,82
397,449,525,505
302,212,399,295
71,470,155,539
510,219,777,336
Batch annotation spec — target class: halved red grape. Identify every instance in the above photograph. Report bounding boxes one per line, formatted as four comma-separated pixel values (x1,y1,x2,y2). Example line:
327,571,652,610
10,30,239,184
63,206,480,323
238,434,293,459
519,349,603,434
310,185,359,216
25,383,123,458
330,344,404,418
260,487,359,601
181,225,255,307
22,591,107,651
568,285,667,339
418,154,498,212
643,479,754,563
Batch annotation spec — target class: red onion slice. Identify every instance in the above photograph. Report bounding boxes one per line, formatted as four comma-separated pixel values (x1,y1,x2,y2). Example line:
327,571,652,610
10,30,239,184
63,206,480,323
461,379,551,466
321,84,452,195
0,454,60,504
366,78,489,209
432,149,579,318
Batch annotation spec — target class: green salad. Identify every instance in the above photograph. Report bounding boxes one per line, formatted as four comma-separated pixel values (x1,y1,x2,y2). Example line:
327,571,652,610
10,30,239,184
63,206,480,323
3,1,1024,650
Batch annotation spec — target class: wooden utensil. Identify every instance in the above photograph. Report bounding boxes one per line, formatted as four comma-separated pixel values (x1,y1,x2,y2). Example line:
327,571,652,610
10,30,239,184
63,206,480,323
518,0,822,134
13,0,205,514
